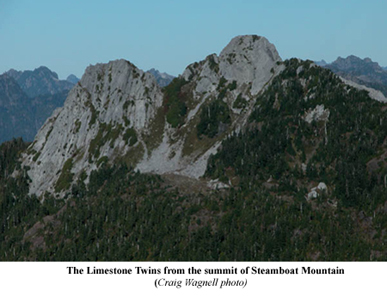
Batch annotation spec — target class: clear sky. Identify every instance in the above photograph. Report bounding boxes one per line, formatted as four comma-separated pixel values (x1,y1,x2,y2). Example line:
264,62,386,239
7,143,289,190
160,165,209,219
1,0,386,79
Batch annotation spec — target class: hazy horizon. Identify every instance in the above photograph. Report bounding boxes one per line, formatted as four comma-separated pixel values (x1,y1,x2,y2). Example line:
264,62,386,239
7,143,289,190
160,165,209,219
1,0,386,79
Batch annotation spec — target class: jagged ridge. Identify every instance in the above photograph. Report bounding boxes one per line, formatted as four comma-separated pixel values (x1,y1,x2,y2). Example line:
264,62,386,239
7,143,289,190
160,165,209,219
22,35,283,197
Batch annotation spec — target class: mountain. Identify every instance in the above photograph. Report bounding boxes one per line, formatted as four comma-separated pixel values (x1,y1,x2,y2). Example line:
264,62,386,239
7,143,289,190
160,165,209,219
1,35,387,260
321,55,387,96
22,35,283,197
315,59,327,67
0,74,28,108
147,68,174,87
5,66,74,97
327,55,385,76
0,74,34,142
30,90,69,131
0,67,75,143
66,74,80,84
0,74,68,143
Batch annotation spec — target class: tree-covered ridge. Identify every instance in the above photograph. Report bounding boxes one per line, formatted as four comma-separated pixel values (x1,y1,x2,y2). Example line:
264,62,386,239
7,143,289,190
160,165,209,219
1,157,385,261
163,77,189,128
0,139,65,259
207,59,387,203
0,138,29,179
197,98,231,139
0,137,384,260
1,58,387,261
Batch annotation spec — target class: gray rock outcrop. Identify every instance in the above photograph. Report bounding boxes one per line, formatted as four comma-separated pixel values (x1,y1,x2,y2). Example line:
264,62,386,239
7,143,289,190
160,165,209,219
22,35,284,197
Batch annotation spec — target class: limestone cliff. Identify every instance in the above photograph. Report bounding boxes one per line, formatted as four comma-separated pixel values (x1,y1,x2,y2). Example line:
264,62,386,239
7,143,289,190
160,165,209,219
22,35,283,197
23,59,162,196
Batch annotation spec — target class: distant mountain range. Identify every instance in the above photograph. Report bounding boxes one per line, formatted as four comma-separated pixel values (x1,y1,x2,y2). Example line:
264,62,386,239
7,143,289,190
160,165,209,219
1,35,386,260
0,67,80,143
0,75,33,143
5,66,76,98
147,68,174,87
316,56,387,96
66,74,80,84
3,35,387,261
315,60,328,67
0,66,175,144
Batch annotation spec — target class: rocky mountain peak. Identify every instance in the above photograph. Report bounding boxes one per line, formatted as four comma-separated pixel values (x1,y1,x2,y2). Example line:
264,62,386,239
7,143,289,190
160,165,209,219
4,69,23,81
22,58,164,197
78,59,162,130
21,35,284,197
218,35,282,95
220,35,270,56
183,35,283,96
34,66,59,80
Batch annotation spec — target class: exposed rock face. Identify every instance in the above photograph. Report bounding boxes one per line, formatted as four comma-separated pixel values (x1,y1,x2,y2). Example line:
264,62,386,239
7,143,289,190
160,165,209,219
182,35,282,96
22,35,284,197
339,77,387,103
307,182,328,200
139,35,284,177
29,91,69,133
23,59,162,196
304,104,330,123
219,35,282,95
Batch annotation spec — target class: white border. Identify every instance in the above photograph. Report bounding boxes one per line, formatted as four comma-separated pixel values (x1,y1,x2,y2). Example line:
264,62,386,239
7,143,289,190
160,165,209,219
0,262,384,297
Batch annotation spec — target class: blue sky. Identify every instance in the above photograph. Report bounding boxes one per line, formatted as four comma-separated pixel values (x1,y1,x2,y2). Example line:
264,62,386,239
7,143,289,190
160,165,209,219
1,0,386,79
